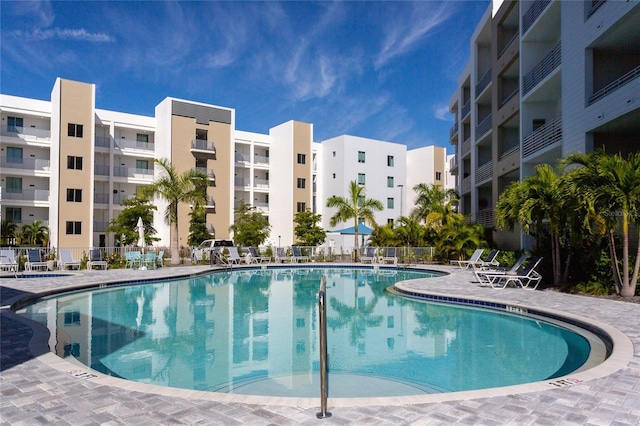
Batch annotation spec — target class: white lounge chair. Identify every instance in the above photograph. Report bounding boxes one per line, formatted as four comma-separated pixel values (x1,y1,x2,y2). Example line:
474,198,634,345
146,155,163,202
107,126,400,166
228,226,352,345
474,253,529,285
482,257,543,290
87,248,108,270
476,250,500,269
59,248,81,270
1,249,18,273
25,249,48,271
247,247,270,263
292,246,309,262
276,247,293,263
380,247,397,265
361,246,377,264
450,249,484,269
225,246,244,264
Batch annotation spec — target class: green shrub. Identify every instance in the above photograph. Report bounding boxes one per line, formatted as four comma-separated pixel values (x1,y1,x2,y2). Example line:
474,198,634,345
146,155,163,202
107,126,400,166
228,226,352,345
574,281,612,296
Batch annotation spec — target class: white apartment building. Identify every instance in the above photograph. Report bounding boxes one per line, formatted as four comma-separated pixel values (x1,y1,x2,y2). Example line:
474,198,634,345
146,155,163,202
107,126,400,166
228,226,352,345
449,0,640,249
1,77,451,250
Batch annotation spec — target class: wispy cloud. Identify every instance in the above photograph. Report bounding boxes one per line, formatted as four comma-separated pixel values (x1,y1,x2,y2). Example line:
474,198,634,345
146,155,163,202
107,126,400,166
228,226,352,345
10,28,115,42
434,105,453,121
375,2,455,69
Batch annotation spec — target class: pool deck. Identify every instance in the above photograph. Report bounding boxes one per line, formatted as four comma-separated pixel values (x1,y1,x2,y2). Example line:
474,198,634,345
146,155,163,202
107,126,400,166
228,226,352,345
1,264,639,425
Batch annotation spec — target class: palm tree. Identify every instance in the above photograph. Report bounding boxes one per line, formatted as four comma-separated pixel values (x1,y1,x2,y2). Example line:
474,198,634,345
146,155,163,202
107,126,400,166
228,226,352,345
1,219,19,245
21,220,49,246
143,158,208,265
410,183,458,222
393,216,426,247
326,181,383,261
435,216,484,261
562,151,640,297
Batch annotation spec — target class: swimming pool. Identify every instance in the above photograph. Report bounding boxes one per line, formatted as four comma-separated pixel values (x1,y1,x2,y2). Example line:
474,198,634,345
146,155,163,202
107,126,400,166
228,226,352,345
16,267,601,398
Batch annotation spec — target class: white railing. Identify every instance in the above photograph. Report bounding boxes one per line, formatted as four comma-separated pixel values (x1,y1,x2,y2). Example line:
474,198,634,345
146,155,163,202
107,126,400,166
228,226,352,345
523,42,561,95
235,153,249,162
254,155,269,165
498,31,519,59
588,0,607,18
449,122,459,139
461,176,471,193
522,115,562,158
589,64,640,105
449,156,458,171
93,221,109,232
193,167,216,180
94,165,110,176
254,178,269,188
475,209,494,228
115,138,154,152
191,139,216,152
94,136,112,148
475,68,492,96
2,189,49,202
475,114,492,139
499,145,520,161
475,162,493,184
522,0,551,35
113,166,153,179
462,138,471,156
1,157,50,171
234,178,249,187
499,87,519,108
94,193,110,204
0,125,51,141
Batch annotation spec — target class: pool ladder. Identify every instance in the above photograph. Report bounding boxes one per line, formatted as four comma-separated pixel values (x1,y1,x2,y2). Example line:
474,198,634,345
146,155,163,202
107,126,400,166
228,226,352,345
316,275,332,419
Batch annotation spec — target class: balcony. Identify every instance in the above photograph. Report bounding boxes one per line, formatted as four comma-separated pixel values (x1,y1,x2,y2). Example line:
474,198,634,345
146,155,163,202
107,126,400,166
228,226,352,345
476,209,494,228
475,114,492,140
450,156,458,174
235,177,249,187
115,138,155,152
0,125,51,142
522,115,562,158
522,0,551,35
93,221,109,233
2,188,49,202
475,162,493,184
95,164,110,176
498,32,519,60
523,42,561,96
497,146,520,175
1,156,50,172
499,87,520,109
475,68,492,96
235,153,250,163
94,192,110,204
254,155,269,165
461,176,471,194
449,122,459,140
462,138,471,156
588,65,640,106
205,197,216,211
113,166,154,180
254,178,269,189
588,0,607,19
461,100,471,119
95,136,112,148
191,139,216,155
113,193,134,205
193,167,216,182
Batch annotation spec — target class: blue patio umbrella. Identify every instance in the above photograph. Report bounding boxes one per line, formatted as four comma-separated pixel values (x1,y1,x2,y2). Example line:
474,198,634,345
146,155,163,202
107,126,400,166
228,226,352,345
332,224,374,235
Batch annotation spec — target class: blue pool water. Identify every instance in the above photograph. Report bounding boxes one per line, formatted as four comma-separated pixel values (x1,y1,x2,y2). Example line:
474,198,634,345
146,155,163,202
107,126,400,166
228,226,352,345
17,267,592,397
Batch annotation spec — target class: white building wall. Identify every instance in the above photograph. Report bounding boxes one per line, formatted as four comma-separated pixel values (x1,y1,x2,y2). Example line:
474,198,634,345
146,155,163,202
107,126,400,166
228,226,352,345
153,98,173,246
269,121,296,247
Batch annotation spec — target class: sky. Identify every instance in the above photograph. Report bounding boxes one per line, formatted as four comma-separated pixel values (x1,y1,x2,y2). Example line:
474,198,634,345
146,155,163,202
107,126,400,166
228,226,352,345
1,1,489,152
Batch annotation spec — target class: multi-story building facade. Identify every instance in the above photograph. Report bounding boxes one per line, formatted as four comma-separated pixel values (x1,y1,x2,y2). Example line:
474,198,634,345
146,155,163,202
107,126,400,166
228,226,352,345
449,0,640,249
2,77,452,250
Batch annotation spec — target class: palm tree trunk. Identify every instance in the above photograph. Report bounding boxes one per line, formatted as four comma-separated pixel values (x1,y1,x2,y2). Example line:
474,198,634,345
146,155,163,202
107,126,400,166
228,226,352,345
608,229,622,295
171,222,180,266
620,212,632,297
630,228,640,296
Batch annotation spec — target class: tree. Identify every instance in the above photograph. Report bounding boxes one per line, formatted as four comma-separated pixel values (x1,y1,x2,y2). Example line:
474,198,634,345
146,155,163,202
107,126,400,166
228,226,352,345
326,181,383,261
1,220,18,246
229,200,271,247
562,151,640,297
435,216,485,261
187,205,212,247
393,216,426,247
106,195,159,246
21,220,48,246
411,183,459,222
368,223,396,248
293,209,326,246
143,159,208,265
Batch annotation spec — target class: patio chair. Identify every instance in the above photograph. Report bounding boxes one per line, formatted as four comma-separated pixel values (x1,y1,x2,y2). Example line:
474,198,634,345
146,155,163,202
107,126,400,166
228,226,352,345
361,246,377,264
225,246,244,264
142,251,157,269
482,257,543,290
450,249,484,269
59,248,81,270
276,247,293,263
476,250,500,269
1,249,18,273
292,246,309,263
155,250,165,268
25,249,48,271
474,253,529,285
247,247,270,263
380,247,398,265
87,248,108,270
125,251,142,269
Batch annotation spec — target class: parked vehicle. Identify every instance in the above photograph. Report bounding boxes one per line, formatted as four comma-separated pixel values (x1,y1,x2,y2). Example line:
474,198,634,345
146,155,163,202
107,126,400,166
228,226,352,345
191,239,234,263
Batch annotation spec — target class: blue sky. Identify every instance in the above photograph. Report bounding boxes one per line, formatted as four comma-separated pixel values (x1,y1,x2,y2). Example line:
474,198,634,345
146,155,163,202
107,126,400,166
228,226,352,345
1,1,489,151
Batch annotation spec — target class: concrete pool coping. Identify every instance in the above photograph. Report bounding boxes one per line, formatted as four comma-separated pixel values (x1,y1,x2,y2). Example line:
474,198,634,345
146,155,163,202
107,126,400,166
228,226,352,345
2,264,639,424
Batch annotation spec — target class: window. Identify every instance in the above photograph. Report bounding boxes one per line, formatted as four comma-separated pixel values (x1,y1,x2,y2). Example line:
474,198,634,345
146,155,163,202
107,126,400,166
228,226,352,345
7,116,23,132
436,172,442,181
195,129,207,140
297,202,306,212
64,343,80,358
6,177,22,193
6,147,23,164
136,159,149,170
387,337,395,349
358,173,366,185
297,153,306,164
5,207,21,223
387,176,394,187
387,155,394,167
387,198,394,209
387,316,395,328
296,318,305,328
297,178,306,189
66,189,82,202
66,221,82,235
136,133,149,143
67,123,84,138
387,218,394,226
64,310,81,325
358,151,366,163
67,156,83,170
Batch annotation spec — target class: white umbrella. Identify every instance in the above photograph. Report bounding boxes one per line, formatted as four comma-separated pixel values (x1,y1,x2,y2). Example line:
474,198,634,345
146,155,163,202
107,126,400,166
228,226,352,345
136,217,145,248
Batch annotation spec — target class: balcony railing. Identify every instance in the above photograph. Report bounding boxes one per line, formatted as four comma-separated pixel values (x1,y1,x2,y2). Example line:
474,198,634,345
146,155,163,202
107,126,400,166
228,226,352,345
94,193,110,204
462,138,471,156
499,145,520,161
113,193,134,205
475,162,493,184
461,176,471,194
1,188,49,202
522,0,551,35
254,178,269,188
0,125,51,141
475,209,494,228
1,156,50,172
254,155,269,165
588,65,640,105
588,0,607,18
93,221,109,233
449,122,459,140
523,115,562,158
475,114,492,139
95,136,111,148
254,201,269,209
95,164,110,176
193,167,216,181
205,197,216,210
498,31,519,59
523,42,561,96
113,166,154,179
235,177,249,187
115,138,154,152
461,100,471,118
499,87,519,109
191,139,216,153
235,153,249,162
475,68,492,96
449,156,458,171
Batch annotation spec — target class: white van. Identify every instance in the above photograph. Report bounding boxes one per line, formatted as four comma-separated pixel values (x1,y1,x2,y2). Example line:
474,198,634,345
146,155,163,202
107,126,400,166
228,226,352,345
191,239,234,262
